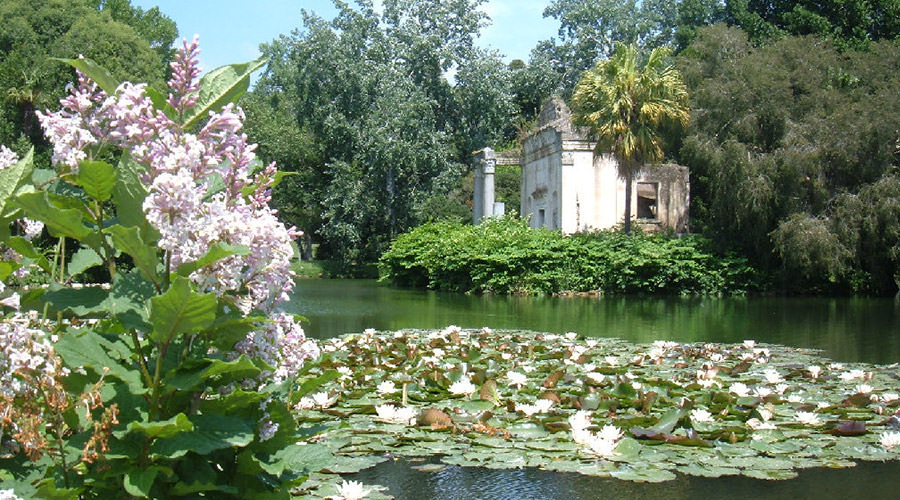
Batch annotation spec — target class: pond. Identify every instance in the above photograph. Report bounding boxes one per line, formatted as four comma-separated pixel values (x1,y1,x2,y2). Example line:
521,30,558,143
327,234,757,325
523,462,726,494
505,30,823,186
285,279,900,499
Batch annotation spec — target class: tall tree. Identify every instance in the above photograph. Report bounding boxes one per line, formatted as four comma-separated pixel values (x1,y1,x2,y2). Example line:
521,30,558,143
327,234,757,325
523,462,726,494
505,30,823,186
571,44,689,234
256,0,512,274
0,0,174,159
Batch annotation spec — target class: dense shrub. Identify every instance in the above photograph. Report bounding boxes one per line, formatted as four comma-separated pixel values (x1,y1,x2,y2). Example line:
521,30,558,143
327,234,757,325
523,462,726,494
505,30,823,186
379,217,758,295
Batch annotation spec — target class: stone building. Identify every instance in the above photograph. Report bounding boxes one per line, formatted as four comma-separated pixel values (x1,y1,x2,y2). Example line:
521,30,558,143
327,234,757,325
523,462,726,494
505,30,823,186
515,98,689,234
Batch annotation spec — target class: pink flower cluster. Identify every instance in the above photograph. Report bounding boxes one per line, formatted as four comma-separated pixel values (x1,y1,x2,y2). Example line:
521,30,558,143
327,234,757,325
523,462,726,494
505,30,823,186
34,37,314,378
0,314,66,401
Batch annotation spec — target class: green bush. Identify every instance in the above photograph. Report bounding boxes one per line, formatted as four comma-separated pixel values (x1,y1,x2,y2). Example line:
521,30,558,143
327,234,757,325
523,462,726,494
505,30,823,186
379,217,758,295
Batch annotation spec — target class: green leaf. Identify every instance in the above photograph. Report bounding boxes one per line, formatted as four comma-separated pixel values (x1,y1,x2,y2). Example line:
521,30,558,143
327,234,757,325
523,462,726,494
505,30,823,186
54,330,145,394
112,153,151,230
145,87,176,119
6,236,51,272
182,58,267,130
107,225,160,287
13,191,91,242
106,268,154,328
651,408,686,435
166,356,261,391
123,467,160,498
52,57,119,95
76,160,115,201
43,284,109,316
68,246,103,276
176,242,250,277
264,443,335,476
151,414,254,458
294,369,341,400
0,147,33,216
126,413,193,439
150,276,216,343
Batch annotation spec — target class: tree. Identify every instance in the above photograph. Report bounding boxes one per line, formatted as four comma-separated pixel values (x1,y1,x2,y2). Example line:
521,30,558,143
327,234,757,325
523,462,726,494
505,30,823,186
571,44,689,234
257,0,515,274
676,25,900,292
0,0,173,160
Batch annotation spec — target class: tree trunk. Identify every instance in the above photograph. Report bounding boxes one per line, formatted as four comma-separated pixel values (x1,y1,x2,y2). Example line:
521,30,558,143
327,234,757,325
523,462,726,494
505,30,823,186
623,172,633,234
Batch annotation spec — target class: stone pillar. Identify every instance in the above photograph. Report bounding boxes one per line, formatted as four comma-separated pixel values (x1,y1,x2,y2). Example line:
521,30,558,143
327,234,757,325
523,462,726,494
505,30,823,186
473,147,496,224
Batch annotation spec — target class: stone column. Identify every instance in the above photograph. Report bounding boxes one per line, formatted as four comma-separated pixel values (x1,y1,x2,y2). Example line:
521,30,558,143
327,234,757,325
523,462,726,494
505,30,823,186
473,147,496,224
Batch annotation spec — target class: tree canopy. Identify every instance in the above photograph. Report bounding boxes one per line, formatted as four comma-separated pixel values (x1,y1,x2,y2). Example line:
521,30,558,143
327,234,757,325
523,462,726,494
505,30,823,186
251,0,515,275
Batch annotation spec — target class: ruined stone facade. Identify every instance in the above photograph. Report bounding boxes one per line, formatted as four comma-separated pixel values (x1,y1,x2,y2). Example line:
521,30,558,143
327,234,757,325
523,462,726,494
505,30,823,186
518,98,689,234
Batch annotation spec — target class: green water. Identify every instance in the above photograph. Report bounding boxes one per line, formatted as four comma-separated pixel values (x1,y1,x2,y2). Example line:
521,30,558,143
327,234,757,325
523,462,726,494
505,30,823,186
287,279,900,364
286,279,900,499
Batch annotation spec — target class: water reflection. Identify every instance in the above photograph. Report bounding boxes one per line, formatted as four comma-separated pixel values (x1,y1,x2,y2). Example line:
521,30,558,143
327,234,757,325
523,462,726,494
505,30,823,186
350,458,900,500
287,280,900,363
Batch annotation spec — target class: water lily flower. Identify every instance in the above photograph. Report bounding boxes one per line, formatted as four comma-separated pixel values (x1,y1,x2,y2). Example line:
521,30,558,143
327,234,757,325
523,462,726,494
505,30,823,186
585,434,620,458
729,382,751,398
696,378,718,389
520,364,537,373
709,353,725,362
881,393,899,403
795,411,821,426
506,371,528,388
565,332,578,341
855,383,873,394
757,407,773,422
582,363,596,372
481,327,493,334
516,399,555,417
787,394,805,404
690,408,714,423
881,431,900,450
448,377,477,396
586,372,606,384
294,397,315,410
807,365,822,379
774,383,790,395
597,424,624,442
753,387,774,398
604,356,618,366
312,391,337,409
839,369,866,382
743,340,756,349
762,368,784,384
377,380,399,395
746,418,776,430
568,410,592,434
374,405,418,425
337,366,353,379
334,479,371,500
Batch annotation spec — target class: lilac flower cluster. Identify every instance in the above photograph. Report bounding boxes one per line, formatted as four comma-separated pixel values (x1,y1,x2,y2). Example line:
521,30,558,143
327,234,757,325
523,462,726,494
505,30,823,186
0,313,66,401
34,37,315,381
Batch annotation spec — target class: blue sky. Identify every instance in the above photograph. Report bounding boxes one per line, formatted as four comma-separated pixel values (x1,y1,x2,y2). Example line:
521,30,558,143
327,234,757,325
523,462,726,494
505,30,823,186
132,1,560,78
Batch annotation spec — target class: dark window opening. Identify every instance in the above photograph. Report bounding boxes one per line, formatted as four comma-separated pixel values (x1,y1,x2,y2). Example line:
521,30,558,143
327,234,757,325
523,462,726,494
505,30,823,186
637,182,658,219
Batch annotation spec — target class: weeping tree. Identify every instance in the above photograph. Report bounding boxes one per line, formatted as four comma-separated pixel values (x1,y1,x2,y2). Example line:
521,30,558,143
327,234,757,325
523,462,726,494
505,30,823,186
571,43,689,234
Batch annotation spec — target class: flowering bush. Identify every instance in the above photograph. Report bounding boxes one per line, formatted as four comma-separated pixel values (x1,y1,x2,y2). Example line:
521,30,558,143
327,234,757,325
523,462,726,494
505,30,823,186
0,39,325,499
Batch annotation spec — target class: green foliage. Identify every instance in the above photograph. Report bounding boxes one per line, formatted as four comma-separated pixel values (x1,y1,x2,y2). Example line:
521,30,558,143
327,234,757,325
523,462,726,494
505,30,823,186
0,0,174,165
677,26,900,293
379,216,757,295
255,0,516,275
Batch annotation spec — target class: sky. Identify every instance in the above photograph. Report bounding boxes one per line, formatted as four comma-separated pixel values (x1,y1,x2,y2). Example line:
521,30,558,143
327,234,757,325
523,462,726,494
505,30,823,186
131,1,560,79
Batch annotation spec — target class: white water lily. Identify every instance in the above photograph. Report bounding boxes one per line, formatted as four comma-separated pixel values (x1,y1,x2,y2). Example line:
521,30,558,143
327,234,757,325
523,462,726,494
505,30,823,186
881,393,899,403
807,365,822,379
374,404,417,425
294,396,315,410
743,340,756,349
757,407,774,422
586,372,606,384
334,479,371,500
696,378,718,389
774,384,790,395
448,377,477,396
506,370,528,388
839,369,866,381
337,366,353,379
787,394,805,404
516,399,555,417
753,386,774,398
312,391,338,409
585,434,620,458
763,368,784,384
854,383,873,394
729,382,751,397
597,424,624,442
795,411,821,426
582,363,597,372
881,431,900,450
746,418,776,430
690,408,714,423
376,380,399,395
604,356,618,366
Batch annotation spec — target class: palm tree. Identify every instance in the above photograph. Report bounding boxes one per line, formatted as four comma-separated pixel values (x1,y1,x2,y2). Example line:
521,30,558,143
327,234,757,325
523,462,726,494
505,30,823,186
571,43,689,234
